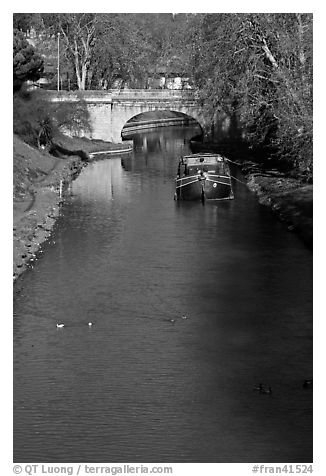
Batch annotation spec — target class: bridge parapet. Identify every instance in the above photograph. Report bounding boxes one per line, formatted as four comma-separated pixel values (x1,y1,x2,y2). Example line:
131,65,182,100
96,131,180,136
110,89,197,100
47,89,197,104
47,90,113,103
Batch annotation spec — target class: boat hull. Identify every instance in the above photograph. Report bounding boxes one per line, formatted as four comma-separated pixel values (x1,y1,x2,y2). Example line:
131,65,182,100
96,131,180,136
175,174,233,201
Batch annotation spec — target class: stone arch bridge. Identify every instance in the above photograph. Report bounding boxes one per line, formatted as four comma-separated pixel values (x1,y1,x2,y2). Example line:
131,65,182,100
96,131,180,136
48,89,229,143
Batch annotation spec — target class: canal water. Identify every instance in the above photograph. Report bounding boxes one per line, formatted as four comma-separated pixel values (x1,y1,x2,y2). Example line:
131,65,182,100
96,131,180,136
13,127,312,463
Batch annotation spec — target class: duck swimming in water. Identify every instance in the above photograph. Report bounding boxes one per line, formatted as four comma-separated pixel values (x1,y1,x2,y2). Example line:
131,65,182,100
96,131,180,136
56,323,65,328
253,383,264,392
303,379,313,388
259,386,272,395
88,322,93,327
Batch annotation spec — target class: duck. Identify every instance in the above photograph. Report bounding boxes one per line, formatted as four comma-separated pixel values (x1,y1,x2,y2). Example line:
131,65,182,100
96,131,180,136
259,386,272,395
56,323,65,328
88,322,93,327
253,383,264,392
303,379,313,388
182,314,188,320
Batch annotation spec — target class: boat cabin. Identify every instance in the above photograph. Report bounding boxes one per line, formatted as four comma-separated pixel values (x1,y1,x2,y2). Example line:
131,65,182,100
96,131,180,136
177,154,228,177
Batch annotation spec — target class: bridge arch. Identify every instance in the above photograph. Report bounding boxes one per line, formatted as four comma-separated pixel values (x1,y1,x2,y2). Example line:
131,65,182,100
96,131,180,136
121,110,203,140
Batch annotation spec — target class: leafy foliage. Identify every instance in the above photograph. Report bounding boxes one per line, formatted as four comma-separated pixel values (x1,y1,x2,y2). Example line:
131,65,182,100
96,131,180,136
89,14,160,89
13,29,44,92
13,87,90,148
13,88,51,146
13,14,35,33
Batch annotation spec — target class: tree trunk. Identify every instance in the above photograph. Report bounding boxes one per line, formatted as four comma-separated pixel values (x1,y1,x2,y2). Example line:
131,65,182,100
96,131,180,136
81,63,87,90
296,13,306,67
73,39,83,90
261,37,278,68
87,68,93,89
60,16,94,91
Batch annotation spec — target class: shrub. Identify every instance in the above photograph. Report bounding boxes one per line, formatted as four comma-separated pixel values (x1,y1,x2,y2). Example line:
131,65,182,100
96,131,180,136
13,87,91,149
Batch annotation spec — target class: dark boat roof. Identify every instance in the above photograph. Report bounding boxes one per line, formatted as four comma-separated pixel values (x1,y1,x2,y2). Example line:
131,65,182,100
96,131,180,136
181,153,226,165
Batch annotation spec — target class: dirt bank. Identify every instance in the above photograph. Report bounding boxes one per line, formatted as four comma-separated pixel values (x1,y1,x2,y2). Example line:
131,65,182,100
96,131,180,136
13,134,129,282
242,166,313,249
13,135,84,281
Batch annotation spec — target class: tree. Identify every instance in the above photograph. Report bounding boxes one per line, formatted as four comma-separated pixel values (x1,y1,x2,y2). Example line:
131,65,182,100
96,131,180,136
186,13,313,174
87,14,135,89
13,14,34,33
63,14,98,90
59,14,97,90
13,87,91,148
89,14,162,89
13,29,44,92
39,13,98,90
